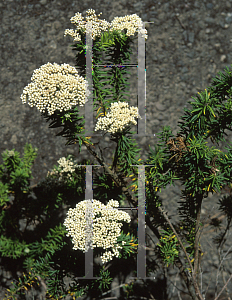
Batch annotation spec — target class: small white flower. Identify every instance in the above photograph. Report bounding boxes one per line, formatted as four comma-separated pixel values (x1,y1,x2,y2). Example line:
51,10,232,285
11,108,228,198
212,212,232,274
95,101,142,134
7,150,15,157
21,62,90,116
46,156,80,183
64,199,131,263
64,9,110,41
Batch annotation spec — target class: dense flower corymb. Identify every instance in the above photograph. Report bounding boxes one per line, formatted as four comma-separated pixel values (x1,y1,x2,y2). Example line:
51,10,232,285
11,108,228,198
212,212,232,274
64,9,147,42
64,199,131,263
21,62,90,116
109,14,148,39
47,156,79,182
94,101,142,134
64,9,110,41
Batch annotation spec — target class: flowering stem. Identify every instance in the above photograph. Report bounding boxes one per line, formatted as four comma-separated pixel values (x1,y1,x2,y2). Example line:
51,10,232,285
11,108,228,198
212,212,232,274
80,136,160,237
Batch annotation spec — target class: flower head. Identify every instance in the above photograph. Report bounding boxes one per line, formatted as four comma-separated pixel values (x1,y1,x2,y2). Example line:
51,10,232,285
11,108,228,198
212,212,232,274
64,199,131,263
64,9,148,42
47,155,78,182
94,101,142,134
109,14,148,39
7,150,15,157
64,9,110,41
21,62,90,116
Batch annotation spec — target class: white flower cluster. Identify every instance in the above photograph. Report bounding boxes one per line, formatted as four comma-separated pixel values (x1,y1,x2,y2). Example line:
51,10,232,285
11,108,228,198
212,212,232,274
7,150,15,157
94,101,142,134
109,14,148,40
47,156,78,182
64,199,131,263
64,9,148,42
64,9,110,41
21,62,91,116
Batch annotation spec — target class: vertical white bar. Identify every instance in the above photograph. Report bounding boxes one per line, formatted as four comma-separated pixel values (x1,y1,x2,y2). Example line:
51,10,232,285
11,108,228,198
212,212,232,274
75,165,101,280
85,21,94,136
138,21,146,136
131,21,155,277
129,164,155,280
84,21,95,278
85,165,94,278
137,165,146,278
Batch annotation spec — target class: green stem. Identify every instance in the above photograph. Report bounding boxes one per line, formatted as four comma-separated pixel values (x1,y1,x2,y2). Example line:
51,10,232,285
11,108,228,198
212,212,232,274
158,206,204,300
193,192,203,291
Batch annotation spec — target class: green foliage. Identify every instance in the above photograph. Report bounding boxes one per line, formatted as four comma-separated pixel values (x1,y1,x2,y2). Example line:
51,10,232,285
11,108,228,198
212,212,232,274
92,164,126,204
157,229,180,267
117,230,138,259
40,105,91,152
110,126,143,178
0,236,29,259
4,268,40,300
0,180,10,209
0,143,38,192
123,279,135,299
89,267,113,293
